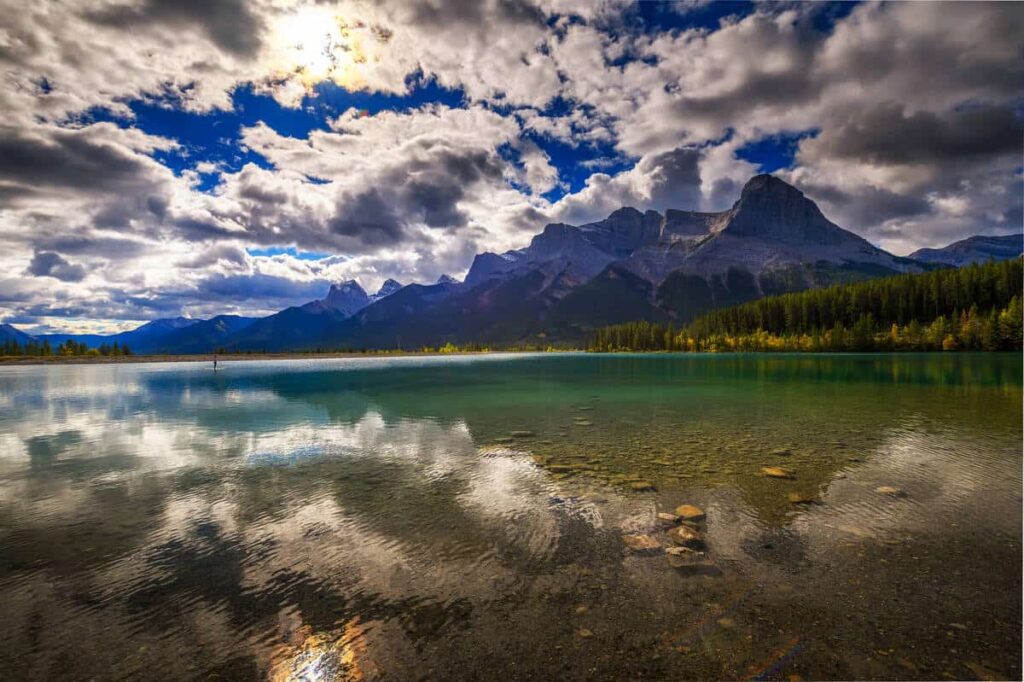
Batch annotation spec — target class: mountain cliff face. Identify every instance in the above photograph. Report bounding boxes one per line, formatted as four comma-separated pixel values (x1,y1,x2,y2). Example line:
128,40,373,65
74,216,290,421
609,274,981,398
301,280,370,316
910,233,1023,266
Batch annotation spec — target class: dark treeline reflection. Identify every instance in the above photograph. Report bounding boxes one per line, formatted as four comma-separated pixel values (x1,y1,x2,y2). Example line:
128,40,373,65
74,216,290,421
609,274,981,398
136,352,1022,417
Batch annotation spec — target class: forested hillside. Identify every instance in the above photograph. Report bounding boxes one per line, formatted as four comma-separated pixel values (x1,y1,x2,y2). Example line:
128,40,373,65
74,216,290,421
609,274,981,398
590,259,1023,352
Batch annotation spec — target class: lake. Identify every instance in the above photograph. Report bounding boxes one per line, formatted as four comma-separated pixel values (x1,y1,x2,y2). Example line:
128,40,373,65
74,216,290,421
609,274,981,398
0,353,1020,681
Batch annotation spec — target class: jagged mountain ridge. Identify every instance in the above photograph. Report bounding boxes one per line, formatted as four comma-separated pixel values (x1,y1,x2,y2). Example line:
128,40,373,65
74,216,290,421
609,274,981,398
464,174,913,292
307,173,922,349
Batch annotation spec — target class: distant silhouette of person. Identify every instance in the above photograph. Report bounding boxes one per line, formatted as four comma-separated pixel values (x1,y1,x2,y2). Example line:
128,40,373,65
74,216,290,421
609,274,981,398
213,354,218,371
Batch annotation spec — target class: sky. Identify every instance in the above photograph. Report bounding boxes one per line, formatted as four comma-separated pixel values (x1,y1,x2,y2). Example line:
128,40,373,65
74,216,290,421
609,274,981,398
0,0,1021,334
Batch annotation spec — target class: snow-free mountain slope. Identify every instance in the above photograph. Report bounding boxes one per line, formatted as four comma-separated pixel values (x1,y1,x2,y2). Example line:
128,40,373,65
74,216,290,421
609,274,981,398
910,234,1023,266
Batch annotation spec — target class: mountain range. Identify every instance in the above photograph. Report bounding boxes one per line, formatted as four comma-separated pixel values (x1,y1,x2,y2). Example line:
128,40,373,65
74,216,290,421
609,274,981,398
6,174,1022,352
909,233,1023,267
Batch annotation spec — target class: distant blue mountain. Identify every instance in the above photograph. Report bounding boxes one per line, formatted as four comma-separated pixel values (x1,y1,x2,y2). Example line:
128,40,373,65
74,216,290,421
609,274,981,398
0,323,35,345
136,315,257,354
909,233,1023,266
38,316,199,350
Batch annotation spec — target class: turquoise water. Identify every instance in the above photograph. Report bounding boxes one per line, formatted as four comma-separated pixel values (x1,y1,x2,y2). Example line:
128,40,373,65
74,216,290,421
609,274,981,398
0,353,1020,680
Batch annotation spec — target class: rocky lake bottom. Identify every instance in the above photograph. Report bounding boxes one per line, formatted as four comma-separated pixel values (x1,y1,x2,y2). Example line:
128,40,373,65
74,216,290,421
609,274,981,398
0,353,1020,680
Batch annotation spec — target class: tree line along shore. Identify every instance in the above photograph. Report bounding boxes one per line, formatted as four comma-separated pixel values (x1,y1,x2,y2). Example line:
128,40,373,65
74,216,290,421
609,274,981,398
589,259,1022,353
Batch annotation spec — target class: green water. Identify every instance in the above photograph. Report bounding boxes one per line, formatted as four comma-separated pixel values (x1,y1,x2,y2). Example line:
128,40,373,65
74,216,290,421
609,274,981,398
0,353,1020,680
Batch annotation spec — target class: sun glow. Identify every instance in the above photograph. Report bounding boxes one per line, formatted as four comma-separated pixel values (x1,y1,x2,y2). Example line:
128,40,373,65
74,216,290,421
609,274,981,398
271,8,370,90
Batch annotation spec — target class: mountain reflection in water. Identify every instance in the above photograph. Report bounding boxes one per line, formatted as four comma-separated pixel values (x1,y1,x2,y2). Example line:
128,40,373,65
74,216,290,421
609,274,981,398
0,353,1019,681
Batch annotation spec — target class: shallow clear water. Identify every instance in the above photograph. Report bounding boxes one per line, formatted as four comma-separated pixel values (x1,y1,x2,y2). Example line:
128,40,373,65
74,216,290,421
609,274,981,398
0,353,1020,681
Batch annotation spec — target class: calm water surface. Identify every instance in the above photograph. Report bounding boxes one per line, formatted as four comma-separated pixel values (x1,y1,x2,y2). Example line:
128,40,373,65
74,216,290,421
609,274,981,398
0,353,1020,681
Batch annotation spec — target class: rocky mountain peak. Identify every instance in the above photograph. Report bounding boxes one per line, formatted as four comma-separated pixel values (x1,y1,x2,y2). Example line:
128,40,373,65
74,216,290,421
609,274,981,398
320,280,370,316
606,207,644,221
374,279,403,298
722,173,837,242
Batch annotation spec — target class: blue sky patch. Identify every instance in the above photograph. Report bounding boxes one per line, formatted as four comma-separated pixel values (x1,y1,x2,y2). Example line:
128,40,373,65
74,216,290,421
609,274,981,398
73,76,466,192
246,246,331,261
736,130,818,172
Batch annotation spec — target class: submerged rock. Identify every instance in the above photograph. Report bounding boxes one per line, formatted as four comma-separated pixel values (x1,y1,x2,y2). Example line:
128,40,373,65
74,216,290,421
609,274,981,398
623,534,662,552
674,504,706,521
666,525,704,548
664,546,699,557
510,430,535,438
874,485,904,496
656,512,680,523
762,466,795,480
787,492,816,504
577,628,594,638
629,480,656,492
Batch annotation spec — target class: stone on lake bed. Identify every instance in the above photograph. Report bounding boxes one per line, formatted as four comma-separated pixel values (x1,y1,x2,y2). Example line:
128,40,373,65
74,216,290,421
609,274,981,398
574,420,593,427
771,449,793,456
787,492,816,504
875,486,904,496
509,430,535,438
629,480,656,491
674,504,705,521
623,534,662,552
666,525,704,548
762,466,795,479
716,617,736,629
664,546,701,557
656,512,680,523
577,628,594,638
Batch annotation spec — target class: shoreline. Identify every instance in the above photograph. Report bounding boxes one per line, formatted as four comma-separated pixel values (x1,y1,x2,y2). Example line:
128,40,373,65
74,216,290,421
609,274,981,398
0,350,553,366
0,348,1015,366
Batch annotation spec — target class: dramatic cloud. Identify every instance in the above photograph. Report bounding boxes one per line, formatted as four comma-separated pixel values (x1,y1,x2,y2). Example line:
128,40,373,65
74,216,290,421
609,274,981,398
25,251,87,282
0,0,1019,331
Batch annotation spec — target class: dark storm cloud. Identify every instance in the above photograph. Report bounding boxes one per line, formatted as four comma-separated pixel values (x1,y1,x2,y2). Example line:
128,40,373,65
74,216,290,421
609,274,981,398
25,251,87,282
0,125,167,195
409,0,546,28
84,0,265,57
329,188,407,246
194,273,328,302
171,216,241,241
32,234,150,259
639,147,703,212
801,103,1024,166
326,147,506,248
798,181,932,228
